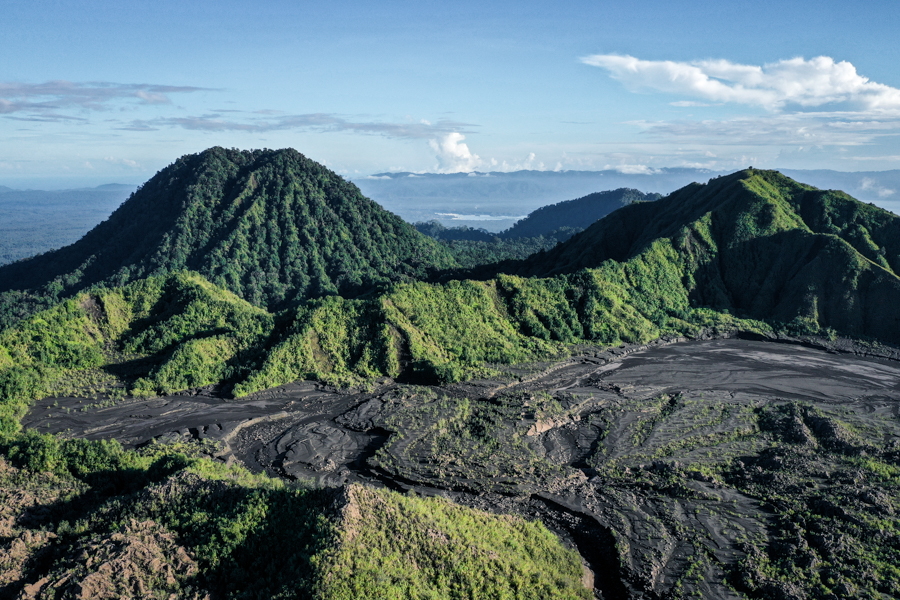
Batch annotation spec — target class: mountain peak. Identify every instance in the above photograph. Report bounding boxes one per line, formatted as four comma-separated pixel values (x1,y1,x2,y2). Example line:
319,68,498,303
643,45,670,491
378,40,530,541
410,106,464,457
0,147,456,308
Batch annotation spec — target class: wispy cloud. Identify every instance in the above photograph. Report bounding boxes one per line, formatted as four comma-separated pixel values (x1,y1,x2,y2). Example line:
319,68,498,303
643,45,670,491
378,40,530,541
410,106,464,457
0,81,209,121
121,112,474,140
604,164,660,175
635,112,900,147
860,177,895,197
582,55,900,112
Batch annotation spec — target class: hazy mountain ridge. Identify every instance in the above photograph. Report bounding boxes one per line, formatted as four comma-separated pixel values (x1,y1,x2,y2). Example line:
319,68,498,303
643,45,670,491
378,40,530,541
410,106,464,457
353,167,900,231
416,187,661,242
413,188,662,269
0,186,133,266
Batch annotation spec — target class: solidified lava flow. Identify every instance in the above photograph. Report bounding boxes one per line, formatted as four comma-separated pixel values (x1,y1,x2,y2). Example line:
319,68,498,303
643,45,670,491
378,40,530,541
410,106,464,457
24,338,900,598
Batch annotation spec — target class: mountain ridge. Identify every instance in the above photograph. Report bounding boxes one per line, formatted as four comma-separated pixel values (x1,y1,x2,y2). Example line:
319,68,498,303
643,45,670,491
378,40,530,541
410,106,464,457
3,155,900,599
0,147,456,309
506,168,900,341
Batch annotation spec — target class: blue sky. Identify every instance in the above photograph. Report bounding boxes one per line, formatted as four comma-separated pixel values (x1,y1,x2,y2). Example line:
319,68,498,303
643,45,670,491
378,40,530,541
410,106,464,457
3,0,900,187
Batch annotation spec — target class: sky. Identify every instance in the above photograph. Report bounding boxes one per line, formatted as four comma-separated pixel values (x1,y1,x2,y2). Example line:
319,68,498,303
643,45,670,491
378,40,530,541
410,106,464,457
3,0,900,187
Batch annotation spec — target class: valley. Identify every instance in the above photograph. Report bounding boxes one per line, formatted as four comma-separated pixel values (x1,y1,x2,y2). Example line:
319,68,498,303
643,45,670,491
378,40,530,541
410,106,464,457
2,149,900,598
21,335,900,598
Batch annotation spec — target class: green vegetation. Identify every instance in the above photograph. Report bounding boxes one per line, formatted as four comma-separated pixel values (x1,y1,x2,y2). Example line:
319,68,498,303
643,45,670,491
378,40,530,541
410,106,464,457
319,485,590,600
0,433,589,599
439,236,562,269
5,158,900,598
416,188,659,243
513,169,900,342
4,168,900,426
415,188,661,270
0,147,456,326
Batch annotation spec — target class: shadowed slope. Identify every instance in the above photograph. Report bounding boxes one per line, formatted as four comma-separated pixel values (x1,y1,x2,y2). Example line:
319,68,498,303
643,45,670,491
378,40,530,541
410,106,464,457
0,147,456,309
513,169,900,341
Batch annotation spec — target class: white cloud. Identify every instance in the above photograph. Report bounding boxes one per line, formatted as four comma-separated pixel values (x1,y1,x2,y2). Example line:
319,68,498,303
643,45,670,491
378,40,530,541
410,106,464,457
125,112,474,141
104,156,140,168
635,112,900,148
0,81,207,120
582,54,900,112
670,101,718,107
603,164,659,175
860,177,895,197
429,132,482,173
493,152,547,173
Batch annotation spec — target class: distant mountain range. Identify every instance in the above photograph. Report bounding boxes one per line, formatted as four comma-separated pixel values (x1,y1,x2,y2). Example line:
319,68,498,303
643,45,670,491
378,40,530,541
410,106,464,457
416,188,661,243
353,167,900,231
0,185,134,266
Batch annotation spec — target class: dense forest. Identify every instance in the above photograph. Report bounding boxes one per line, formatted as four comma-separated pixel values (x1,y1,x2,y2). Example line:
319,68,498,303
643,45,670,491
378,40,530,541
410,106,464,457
0,148,456,316
4,167,900,429
2,153,900,598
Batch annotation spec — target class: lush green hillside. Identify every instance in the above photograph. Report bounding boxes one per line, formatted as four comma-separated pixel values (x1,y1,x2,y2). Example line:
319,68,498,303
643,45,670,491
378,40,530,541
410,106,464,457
0,438,589,599
0,147,456,312
5,168,900,432
4,163,900,599
514,168,900,341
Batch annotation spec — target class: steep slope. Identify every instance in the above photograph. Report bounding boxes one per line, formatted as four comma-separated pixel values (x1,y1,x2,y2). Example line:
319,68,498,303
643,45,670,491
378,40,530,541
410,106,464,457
0,147,456,309
514,169,900,342
6,170,900,424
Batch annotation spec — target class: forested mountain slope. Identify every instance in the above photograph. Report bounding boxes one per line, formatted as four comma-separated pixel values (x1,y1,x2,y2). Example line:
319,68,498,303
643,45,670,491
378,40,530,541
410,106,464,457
4,162,900,599
512,168,900,341
0,147,456,309
5,169,900,426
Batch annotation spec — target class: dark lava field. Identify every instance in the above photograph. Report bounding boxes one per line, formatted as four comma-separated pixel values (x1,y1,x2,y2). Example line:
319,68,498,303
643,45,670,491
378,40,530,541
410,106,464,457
23,337,900,599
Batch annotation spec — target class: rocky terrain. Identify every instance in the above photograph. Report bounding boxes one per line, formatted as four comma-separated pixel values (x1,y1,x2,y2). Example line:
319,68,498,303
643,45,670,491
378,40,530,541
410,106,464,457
22,334,900,598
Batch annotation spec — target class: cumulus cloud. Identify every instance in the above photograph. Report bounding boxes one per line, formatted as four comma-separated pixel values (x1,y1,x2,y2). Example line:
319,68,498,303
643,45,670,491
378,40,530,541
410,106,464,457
104,156,140,168
581,54,900,112
429,132,482,173
493,152,546,172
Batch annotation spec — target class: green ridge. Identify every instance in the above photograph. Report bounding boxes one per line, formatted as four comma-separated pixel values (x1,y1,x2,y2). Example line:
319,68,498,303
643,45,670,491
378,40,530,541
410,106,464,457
0,147,456,315
7,168,900,433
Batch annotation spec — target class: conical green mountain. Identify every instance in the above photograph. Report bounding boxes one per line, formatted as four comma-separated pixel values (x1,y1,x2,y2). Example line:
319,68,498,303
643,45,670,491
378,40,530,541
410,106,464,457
0,147,456,308
512,168,900,341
